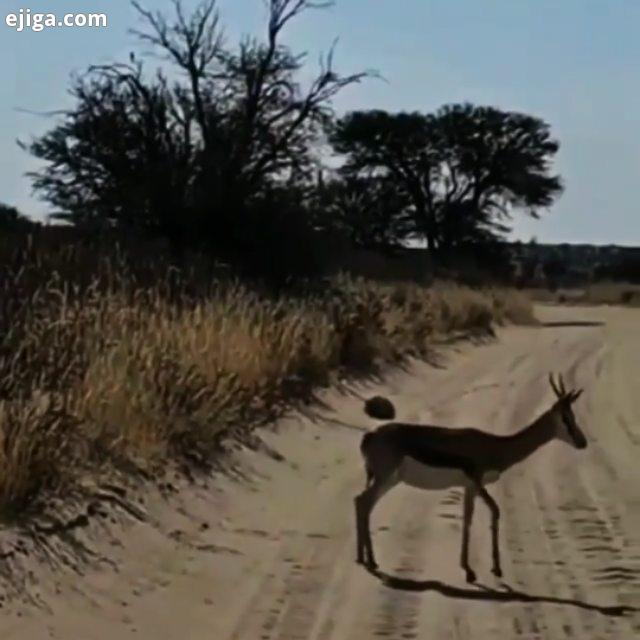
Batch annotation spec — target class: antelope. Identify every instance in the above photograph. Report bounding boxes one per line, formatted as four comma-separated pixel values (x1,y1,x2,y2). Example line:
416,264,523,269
355,373,587,582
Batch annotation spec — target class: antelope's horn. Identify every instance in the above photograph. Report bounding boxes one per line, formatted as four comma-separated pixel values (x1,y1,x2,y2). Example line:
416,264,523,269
549,372,561,397
558,374,567,395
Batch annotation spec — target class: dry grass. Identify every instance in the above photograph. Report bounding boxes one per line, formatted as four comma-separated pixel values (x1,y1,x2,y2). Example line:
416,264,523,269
0,235,535,519
581,282,640,306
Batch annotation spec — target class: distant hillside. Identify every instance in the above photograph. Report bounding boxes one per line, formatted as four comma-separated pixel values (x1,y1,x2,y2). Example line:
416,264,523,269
508,241,640,285
510,240,640,262
2,222,638,286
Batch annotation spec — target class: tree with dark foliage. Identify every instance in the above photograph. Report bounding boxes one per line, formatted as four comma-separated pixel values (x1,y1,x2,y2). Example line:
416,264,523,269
329,110,434,246
21,0,369,279
595,254,640,284
330,103,563,262
0,203,37,232
311,174,414,250
19,0,565,284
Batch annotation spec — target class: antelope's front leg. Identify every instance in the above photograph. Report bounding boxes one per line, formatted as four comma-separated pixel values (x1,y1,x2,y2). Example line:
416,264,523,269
355,491,378,568
361,492,378,570
477,485,502,578
460,486,477,583
355,480,389,570
354,493,366,565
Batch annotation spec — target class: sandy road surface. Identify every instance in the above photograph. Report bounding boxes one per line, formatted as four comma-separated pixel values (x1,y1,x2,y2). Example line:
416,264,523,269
1,305,639,639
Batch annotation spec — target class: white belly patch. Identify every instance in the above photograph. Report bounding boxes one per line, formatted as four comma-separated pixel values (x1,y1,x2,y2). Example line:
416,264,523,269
397,457,501,490
398,457,470,490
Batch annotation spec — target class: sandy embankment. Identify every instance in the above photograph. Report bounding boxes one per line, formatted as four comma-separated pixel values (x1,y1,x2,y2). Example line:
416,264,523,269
1,305,638,639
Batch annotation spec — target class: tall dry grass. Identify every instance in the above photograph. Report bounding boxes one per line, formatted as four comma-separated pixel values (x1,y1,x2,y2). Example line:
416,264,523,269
0,234,534,518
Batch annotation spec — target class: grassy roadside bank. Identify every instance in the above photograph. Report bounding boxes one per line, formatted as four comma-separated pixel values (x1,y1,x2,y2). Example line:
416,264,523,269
0,237,535,522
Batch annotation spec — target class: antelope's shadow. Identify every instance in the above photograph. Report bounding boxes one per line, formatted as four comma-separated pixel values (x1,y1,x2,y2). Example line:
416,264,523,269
540,320,605,328
369,568,637,618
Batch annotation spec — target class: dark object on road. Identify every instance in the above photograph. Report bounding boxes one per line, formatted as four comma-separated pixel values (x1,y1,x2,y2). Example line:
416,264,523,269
364,396,396,420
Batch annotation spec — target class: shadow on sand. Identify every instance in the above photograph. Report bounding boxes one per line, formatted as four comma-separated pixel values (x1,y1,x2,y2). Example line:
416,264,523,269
370,568,638,618
285,323,505,429
540,320,605,328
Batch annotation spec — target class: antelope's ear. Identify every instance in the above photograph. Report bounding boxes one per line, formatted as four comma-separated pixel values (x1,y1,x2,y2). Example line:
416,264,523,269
569,389,584,403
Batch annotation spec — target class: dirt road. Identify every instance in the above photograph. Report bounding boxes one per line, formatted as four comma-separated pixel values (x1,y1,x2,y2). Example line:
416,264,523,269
2,305,639,639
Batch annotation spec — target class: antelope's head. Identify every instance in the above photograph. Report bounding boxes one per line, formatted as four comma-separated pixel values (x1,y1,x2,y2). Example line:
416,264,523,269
549,373,587,449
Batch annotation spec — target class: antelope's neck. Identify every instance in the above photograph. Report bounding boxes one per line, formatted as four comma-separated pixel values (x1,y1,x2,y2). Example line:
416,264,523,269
498,409,557,471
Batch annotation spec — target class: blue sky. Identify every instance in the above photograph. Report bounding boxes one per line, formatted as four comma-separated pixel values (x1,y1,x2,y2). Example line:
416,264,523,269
1,0,639,244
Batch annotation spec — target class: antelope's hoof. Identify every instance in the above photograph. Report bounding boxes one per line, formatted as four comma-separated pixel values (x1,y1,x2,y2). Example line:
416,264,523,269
365,559,379,572
492,567,503,578
465,569,477,584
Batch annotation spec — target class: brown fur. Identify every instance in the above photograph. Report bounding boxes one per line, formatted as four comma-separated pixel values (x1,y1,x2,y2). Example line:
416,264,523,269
355,373,587,581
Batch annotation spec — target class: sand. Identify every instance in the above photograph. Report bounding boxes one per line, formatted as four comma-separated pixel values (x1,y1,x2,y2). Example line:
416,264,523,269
1,304,638,639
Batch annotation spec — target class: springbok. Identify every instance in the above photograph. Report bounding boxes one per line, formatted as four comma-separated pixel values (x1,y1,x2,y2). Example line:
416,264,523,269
355,373,586,582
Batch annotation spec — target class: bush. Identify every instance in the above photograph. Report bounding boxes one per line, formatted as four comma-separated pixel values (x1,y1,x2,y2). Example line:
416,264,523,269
620,290,636,305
